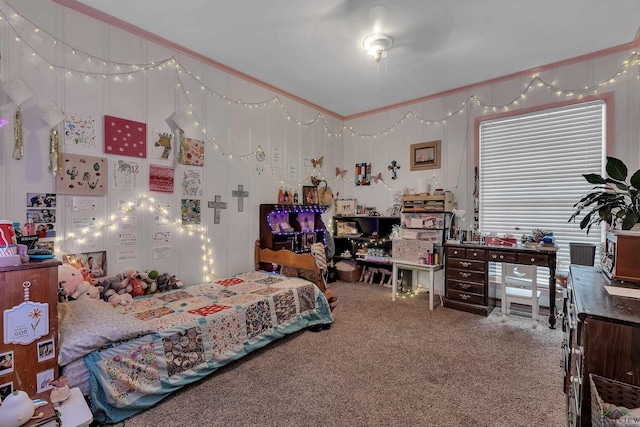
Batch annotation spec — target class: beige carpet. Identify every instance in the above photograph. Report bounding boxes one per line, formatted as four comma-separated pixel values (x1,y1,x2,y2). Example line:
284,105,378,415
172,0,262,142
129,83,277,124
106,281,565,427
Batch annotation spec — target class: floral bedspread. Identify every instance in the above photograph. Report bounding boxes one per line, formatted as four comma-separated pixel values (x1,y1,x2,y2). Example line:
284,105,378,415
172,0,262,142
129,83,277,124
86,271,333,424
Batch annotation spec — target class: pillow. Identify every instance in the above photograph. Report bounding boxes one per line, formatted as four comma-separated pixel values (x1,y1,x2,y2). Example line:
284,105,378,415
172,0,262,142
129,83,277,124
58,299,154,365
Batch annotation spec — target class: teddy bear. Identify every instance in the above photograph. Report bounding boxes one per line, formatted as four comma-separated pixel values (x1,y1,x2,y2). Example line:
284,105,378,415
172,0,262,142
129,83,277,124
70,281,104,301
58,264,85,300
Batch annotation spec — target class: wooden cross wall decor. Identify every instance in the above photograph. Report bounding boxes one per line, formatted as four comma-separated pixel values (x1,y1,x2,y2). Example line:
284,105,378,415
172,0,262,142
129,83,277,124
232,184,249,212
207,195,227,224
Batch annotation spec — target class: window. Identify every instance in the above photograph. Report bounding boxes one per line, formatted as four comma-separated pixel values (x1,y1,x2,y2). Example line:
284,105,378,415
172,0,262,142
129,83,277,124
478,99,605,279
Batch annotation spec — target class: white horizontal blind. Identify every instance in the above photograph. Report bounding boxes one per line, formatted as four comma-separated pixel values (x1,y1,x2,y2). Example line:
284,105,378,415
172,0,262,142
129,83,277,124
479,100,605,276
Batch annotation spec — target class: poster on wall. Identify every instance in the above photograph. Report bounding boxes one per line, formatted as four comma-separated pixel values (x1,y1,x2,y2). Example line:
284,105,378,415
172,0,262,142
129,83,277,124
64,113,96,146
355,162,371,186
63,250,107,277
154,201,171,226
182,169,202,196
149,164,175,193
181,199,201,225
112,159,139,191
179,138,205,166
104,115,147,158
57,153,108,195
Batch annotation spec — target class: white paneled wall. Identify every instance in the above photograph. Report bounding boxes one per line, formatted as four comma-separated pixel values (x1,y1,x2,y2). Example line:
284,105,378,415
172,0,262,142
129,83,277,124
0,0,340,284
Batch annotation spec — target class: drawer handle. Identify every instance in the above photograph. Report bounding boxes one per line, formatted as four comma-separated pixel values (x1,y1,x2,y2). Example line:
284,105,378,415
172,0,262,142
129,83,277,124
453,250,459,255
459,272,471,278
530,257,535,262
491,254,497,259
460,283,471,290
461,294,470,300
472,252,478,256
460,261,471,267
500,255,505,260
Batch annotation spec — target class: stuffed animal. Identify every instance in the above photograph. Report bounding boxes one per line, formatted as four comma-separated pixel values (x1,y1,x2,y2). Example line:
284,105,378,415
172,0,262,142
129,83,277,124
107,292,133,307
78,267,99,286
58,264,85,298
100,273,126,301
122,270,147,297
156,272,170,292
71,281,104,300
145,270,159,294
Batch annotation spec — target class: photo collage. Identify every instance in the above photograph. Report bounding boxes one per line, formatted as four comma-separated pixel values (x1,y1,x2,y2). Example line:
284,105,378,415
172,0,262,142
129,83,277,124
26,193,57,252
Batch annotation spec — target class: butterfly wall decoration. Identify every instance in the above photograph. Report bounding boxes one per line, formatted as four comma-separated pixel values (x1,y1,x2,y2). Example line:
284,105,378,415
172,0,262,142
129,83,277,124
311,156,324,169
371,172,383,183
335,167,347,178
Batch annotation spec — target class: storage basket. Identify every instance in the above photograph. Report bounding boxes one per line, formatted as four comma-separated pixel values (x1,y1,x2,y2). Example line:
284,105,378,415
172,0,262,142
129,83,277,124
570,242,597,266
590,374,640,426
337,267,362,282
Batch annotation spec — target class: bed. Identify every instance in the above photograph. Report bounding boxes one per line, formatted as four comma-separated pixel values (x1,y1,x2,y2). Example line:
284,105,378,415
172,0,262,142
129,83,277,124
57,244,334,424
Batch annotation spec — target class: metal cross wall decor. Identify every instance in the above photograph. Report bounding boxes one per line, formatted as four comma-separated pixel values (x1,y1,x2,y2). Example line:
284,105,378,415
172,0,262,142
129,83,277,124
232,184,249,212
207,195,227,224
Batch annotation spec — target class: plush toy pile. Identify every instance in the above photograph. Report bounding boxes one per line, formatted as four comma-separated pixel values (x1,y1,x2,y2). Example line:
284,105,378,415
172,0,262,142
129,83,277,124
58,264,184,306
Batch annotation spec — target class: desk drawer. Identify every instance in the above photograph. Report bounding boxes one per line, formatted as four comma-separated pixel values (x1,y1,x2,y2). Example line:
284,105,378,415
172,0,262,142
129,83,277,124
448,258,485,271
447,279,484,295
447,288,484,305
488,251,516,263
447,247,465,258
447,268,485,283
517,253,548,265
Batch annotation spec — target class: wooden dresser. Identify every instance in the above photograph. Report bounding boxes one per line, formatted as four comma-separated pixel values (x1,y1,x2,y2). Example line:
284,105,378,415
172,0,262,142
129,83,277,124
0,259,61,396
563,265,640,426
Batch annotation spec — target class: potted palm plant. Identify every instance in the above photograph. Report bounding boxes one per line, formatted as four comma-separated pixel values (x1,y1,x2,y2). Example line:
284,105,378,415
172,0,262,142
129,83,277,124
569,156,640,234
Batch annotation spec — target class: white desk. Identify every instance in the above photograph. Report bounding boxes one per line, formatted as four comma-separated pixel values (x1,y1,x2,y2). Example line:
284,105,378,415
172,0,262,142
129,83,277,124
391,260,443,310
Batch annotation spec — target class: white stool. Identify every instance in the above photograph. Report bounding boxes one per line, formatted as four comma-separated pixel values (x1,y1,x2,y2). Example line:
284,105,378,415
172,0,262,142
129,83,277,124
501,263,540,328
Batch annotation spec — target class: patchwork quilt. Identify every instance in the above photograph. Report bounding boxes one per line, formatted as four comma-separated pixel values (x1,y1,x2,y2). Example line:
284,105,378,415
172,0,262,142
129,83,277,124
85,271,333,424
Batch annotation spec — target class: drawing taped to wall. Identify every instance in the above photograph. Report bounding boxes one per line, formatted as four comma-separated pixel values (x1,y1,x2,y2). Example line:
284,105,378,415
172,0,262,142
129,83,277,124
57,153,108,195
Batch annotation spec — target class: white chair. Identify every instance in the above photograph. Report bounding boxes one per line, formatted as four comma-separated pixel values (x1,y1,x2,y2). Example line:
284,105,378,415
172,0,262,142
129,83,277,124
501,263,540,328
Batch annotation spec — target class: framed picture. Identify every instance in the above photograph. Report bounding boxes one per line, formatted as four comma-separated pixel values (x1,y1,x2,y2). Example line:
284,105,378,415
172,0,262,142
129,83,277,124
0,351,14,376
302,186,318,205
37,339,55,362
63,250,107,278
410,140,441,171
335,199,356,216
0,381,13,402
356,204,365,215
337,221,358,236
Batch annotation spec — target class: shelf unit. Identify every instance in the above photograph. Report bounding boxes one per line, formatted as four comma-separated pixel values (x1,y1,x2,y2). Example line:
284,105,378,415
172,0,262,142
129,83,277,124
333,216,400,265
398,211,453,264
259,204,327,255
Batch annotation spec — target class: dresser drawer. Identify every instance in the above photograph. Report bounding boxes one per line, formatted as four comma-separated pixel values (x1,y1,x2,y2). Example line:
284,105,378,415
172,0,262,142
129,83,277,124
447,247,465,258
447,288,484,305
488,251,516,263
447,268,485,283
448,258,485,271
447,279,484,295
465,248,485,260
517,253,549,265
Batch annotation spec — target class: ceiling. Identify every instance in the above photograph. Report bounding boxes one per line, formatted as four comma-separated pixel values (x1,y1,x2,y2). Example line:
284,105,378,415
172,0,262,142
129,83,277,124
66,0,640,118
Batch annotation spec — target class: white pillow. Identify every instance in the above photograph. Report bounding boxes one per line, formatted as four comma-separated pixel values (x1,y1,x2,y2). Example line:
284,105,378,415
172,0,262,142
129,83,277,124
58,299,154,366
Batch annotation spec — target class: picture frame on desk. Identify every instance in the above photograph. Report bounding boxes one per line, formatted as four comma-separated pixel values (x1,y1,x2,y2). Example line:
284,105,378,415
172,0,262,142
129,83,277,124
0,381,12,401
335,199,356,216
410,140,441,171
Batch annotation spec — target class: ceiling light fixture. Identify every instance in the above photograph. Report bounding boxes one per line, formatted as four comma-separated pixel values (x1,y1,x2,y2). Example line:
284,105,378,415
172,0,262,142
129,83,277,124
363,33,393,63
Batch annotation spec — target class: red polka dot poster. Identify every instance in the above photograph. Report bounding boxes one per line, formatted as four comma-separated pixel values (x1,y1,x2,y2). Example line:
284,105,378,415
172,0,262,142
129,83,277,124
104,115,147,158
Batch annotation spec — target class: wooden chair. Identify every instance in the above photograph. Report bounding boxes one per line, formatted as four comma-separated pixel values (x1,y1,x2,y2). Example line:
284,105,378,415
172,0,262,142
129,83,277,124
501,263,540,328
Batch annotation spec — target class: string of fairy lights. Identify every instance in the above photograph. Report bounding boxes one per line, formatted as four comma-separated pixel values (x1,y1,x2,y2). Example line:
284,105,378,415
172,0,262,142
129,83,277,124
2,1,640,281
55,195,218,280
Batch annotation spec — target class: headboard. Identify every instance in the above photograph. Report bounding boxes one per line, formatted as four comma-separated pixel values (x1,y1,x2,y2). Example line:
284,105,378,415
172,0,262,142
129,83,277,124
254,240,320,276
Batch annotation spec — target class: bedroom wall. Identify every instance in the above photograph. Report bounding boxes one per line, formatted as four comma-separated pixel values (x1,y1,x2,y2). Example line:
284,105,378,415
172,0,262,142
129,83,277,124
342,47,640,252
0,0,342,285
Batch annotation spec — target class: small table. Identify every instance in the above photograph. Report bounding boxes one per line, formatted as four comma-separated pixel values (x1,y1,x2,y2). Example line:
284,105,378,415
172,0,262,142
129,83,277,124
391,260,443,310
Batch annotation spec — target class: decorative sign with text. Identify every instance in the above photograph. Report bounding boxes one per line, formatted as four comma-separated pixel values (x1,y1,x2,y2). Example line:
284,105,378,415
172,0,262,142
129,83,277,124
4,301,49,345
